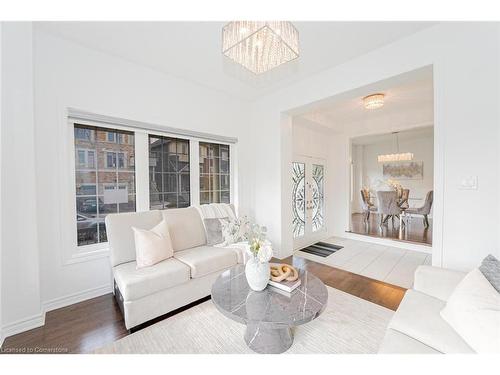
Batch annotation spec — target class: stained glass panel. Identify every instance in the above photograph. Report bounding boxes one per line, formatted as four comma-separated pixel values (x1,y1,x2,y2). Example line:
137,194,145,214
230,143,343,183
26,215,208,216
312,164,324,232
292,162,305,238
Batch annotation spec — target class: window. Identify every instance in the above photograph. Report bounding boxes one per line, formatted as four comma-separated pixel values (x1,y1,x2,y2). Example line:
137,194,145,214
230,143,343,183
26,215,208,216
88,151,95,168
74,124,136,246
71,118,234,252
105,151,127,169
75,128,93,141
118,152,125,168
76,149,96,169
149,135,190,209
199,142,230,204
106,152,116,168
78,150,86,165
107,131,116,143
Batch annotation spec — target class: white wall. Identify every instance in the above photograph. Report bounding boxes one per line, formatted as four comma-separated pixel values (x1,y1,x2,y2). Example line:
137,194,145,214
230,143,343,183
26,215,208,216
292,118,332,159
0,21,3,347
251,23,500,270
353,129,434,212
0,24,254,336
1,22,43,337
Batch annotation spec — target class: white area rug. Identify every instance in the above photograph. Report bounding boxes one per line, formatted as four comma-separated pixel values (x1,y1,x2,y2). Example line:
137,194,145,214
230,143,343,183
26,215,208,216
96,286,393,354
297,237,431,288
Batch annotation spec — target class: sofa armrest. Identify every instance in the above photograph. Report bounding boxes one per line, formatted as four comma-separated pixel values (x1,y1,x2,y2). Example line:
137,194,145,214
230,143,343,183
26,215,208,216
413,265,466,301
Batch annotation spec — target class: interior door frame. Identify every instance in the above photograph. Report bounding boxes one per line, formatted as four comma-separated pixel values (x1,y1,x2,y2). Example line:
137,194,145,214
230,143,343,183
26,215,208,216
292,155,327,250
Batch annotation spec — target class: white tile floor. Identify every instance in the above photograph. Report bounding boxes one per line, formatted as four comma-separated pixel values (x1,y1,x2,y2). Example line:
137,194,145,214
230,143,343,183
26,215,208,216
295,236,432,289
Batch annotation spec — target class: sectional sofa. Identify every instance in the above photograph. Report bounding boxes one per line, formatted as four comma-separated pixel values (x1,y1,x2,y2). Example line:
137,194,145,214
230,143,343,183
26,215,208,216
105,205,246,330
379,265,473,353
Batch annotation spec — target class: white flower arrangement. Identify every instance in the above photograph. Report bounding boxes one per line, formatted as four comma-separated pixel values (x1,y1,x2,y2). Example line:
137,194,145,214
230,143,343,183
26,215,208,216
246,223,273,263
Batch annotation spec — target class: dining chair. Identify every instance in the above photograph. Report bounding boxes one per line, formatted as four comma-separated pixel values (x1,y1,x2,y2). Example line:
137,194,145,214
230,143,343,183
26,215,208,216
399,189,410,209
360,190,377,223
376,190,402,228
406,190,433,228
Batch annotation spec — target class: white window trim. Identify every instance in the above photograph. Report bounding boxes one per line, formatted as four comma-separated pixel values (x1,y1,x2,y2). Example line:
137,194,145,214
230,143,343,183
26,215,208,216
63,111,238,265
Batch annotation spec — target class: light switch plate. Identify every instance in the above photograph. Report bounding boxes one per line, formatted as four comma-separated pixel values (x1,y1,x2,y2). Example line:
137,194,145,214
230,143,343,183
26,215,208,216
459,176,478,190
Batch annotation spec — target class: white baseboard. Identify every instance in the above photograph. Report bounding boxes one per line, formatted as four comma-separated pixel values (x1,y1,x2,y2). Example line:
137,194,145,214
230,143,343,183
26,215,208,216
43,284,112,312
1,312,46,340
1,283,112,342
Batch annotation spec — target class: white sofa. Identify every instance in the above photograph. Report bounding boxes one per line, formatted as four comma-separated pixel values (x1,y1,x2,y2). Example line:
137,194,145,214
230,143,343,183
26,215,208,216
105,205,245,330
379,265,474,353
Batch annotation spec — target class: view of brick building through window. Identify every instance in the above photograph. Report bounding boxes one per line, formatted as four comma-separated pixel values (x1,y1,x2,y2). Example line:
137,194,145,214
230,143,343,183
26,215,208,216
73,127,231,247
149,135,191,209
199,142,230,204
74,125,136,246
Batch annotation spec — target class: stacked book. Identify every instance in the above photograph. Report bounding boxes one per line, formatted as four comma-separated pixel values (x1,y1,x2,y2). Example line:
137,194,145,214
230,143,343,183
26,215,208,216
268,266,302,294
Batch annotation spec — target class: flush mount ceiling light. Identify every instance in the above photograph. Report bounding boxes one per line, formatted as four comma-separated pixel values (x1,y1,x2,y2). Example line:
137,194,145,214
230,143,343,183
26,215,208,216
363,93,385,110
377,132,414,163
222,21,299,74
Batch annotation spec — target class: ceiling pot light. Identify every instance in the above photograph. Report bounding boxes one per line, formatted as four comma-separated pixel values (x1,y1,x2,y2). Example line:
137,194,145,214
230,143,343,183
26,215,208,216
363,93,385,109
222,21,299,74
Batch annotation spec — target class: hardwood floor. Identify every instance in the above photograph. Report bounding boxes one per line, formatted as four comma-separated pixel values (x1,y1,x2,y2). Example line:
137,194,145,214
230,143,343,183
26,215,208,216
350,212,432,246
1,255,406,354
1,293,128,354
279,256,406,311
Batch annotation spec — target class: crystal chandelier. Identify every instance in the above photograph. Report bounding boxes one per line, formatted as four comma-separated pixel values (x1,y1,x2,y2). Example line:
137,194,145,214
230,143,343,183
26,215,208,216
377,132,414,162
377,152,414,162
222,21,299,74
363,93,385,109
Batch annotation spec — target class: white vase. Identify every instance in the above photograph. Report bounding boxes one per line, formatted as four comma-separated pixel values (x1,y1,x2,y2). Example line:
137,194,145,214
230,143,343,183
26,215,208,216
245,257,270,291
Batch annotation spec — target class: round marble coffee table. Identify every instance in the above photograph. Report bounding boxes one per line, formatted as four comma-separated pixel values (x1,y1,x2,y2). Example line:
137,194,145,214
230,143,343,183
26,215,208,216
211,264,328,354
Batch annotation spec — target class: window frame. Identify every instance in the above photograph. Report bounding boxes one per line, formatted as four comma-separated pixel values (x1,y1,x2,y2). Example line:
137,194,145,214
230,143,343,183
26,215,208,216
72,123,137,251
199,141,231,204
65,117,236,265
148,134,191,210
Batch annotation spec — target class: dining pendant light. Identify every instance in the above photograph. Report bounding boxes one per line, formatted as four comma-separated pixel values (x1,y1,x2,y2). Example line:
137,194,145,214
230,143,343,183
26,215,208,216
377,132,414,162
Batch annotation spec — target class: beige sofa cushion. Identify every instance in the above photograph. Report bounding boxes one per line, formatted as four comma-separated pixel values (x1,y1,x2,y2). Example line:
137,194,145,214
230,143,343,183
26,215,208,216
389,289,474,353
133,220,174,269
106,210,163,267
440,268,500,354
378,329,440,354
113,258,190,301
414,265,466,302
218,243,247,264
161,207,206,252
174,245,237,278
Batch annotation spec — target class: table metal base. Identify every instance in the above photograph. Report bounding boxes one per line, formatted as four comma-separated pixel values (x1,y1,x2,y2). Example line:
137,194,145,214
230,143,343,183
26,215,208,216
244,323,293,354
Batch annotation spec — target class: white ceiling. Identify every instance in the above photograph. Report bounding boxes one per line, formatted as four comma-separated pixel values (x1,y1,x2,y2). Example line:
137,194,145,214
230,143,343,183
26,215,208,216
296,66,434,135
35,21,437,101
351,126,434,146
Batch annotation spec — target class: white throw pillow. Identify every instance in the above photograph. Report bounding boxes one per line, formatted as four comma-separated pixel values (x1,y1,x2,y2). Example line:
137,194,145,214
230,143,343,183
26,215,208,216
440,268,500,353
132,220,174,269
